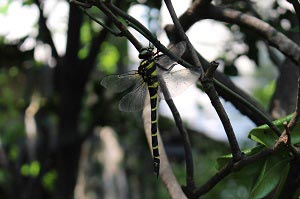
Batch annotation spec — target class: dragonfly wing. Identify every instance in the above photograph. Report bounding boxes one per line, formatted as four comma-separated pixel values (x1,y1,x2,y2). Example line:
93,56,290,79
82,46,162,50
156,41,187,70
158,68,199,100
119,79,148,112
101,70,140,93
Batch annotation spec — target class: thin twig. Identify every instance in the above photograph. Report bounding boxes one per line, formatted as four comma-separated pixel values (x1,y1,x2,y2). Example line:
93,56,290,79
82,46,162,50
164,0,281,136
105,2,199,71
163,0,242,162
79,7,122,36
165,0,300,65
163,0,204,75
211,5,300,66
272,0,300,159
94,1,142,51
70,0,92,8
203,62,242,161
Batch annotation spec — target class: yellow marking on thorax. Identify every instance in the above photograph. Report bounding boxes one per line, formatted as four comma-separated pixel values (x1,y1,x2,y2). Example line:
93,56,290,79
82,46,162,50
152,132,157,136
151,120,158,124
145,61,155,69
151,69,157,76
153,145,159,149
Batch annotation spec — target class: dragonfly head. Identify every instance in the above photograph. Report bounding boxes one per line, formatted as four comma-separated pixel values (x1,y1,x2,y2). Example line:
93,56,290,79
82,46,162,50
138,47,154,60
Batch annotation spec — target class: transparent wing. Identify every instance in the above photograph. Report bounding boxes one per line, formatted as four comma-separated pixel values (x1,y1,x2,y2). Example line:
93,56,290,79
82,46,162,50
158,68,200,100
101,70,140,93
119,78,148,112
156,41,187,70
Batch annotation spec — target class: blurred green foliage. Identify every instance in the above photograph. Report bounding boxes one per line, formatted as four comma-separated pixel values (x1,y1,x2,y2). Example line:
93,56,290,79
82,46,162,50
253,80,276,108
20,160,40,177
0,69,25,146
42,170,57,192
97,42,120,74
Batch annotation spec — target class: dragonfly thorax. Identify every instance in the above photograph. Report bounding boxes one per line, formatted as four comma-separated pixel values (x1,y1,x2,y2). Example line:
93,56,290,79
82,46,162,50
138,59,158,86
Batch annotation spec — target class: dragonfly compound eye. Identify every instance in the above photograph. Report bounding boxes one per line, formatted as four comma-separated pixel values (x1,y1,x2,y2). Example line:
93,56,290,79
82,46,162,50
138,47,154,59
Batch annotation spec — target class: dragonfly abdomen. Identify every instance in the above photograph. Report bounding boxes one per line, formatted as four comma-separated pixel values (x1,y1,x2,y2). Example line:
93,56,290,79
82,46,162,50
140,59,161,177
148,85,160,177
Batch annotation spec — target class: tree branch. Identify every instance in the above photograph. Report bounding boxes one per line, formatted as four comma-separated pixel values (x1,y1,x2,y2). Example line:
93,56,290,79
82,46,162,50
163,0,204,75
163,0,242,161
34,0,59,59
94,1,142,51
203,62,242,161
166,0,300,65
193,148,274,197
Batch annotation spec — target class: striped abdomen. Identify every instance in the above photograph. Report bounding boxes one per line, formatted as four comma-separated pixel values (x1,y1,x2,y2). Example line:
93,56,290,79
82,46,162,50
139,60,160,176
148,83,159,176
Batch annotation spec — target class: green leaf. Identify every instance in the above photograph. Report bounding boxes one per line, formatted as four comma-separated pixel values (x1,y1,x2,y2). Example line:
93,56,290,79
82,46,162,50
253,80,275,108
248,114,300,148
274,163,290,199
217,145,264,170
250,158,290,199
22,0,34,5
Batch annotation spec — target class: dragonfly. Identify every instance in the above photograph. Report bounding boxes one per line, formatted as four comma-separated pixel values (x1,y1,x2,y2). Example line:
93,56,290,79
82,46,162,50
101,41,199,177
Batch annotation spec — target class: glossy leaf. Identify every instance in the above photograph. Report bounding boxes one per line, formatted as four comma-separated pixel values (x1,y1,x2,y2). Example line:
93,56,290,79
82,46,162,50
250,158,290,199
248,114,300,148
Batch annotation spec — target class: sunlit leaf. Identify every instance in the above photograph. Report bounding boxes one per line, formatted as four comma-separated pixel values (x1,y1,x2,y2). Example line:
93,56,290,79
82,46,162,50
248,114,300,148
